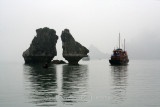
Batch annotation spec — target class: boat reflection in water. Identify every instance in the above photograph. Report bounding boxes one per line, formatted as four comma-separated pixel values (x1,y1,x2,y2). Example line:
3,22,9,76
61,64,89,105
23,64,58,106
110,65,128,104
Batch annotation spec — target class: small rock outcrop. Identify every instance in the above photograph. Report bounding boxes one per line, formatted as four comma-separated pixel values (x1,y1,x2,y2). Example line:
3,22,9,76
51,60,66,64
23,27,58,63
61,29,89,64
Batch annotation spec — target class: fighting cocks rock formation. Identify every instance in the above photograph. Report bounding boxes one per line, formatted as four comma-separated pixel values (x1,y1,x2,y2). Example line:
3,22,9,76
23,27,58,63
61,29,89,64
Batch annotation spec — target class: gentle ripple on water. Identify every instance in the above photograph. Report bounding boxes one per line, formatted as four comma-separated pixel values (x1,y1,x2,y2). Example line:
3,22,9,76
0,60,160,107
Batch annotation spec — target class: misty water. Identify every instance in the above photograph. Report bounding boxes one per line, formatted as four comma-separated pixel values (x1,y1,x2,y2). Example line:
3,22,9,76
0,60,160,107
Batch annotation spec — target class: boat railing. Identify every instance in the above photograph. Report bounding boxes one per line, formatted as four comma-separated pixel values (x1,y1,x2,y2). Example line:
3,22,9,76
111,55,120,57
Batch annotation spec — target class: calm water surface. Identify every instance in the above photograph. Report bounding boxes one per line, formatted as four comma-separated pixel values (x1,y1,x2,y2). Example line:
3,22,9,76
0,60,160,107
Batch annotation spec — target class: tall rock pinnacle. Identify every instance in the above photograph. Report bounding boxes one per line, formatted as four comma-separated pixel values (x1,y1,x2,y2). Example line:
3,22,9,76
61,29,89,65
22,27,58,63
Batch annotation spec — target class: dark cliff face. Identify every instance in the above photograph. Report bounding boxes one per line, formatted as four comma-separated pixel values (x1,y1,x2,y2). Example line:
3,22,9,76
61,29,89,64
23,27,58,63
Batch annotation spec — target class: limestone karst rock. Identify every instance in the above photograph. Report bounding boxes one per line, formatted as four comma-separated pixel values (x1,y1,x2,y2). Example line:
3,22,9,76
22,27,58,63
61,29,89,64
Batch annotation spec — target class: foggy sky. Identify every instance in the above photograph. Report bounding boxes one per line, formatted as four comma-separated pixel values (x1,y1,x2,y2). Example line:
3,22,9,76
0,0,160,62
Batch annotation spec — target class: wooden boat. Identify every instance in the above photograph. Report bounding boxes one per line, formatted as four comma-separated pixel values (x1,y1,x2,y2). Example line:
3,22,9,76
109,33,129,65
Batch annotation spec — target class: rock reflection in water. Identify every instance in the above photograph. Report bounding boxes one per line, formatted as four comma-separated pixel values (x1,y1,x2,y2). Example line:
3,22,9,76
110,65,128,104
61,65,88,105
23,64,57,106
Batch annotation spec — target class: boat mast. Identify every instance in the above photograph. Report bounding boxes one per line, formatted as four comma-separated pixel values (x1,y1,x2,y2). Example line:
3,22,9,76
119,33,120,49
124,39,125,51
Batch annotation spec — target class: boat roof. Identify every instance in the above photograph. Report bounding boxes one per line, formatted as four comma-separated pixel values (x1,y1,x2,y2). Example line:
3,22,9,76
113,48,122,51
116,48,122,50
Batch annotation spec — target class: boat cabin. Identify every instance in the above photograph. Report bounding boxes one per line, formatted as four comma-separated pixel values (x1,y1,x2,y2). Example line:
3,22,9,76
111,48,128,59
